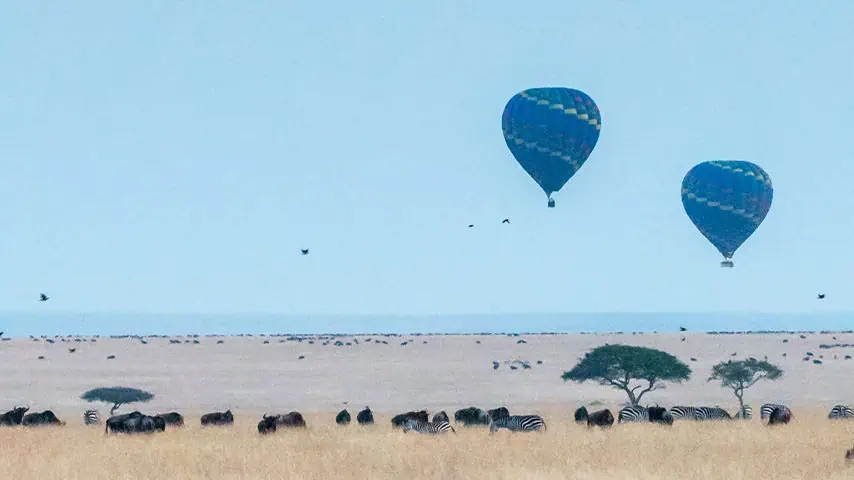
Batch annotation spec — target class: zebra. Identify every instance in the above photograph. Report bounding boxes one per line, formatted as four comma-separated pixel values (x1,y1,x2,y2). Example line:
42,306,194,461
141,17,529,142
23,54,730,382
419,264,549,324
618,406,649,423
694,407,732,421
760,403,786,420
489,415,546,433
83,409,100,425
669,406,699,421
402,419,454,434
734,405,753,420
828,405,854,419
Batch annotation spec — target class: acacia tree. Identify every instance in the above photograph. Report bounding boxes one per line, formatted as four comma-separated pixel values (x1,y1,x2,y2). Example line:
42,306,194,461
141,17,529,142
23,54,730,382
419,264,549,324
708,358,783,414
562,344,691,406
81,387,154,416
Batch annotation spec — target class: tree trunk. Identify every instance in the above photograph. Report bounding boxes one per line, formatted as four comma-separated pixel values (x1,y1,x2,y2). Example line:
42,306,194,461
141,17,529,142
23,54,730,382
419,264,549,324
110,403,122,416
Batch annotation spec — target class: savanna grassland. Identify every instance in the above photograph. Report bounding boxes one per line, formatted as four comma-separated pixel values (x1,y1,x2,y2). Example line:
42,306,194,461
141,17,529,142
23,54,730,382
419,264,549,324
2,410,854,480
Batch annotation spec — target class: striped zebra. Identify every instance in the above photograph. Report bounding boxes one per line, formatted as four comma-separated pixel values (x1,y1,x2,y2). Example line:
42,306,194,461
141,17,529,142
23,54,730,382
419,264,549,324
618,406,650,423
669,406,699,421
734,405,753,420
760,403,786,420
828,405,854,419
489,414,546,433
83,409,100,425
402,419,454,434
694,407,732,421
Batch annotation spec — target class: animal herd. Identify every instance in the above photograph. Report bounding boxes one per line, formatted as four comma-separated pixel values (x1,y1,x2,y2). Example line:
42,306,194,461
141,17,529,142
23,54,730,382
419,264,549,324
572,403,800,428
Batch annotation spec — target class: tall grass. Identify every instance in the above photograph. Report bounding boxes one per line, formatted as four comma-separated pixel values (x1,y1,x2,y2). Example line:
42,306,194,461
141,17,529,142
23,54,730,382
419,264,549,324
2,410,853,479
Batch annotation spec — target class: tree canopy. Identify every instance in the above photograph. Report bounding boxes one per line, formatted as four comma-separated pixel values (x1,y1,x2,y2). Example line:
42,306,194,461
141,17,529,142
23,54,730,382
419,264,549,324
708,358,783,412
562,344,691,406
81,387,154,416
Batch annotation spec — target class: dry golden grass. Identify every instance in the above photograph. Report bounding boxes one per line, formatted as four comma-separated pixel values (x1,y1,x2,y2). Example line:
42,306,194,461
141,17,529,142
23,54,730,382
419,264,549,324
3,410,854,479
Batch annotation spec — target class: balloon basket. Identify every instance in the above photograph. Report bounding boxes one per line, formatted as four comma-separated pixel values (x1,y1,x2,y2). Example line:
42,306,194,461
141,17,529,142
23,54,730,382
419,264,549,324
720,260,734,268
547,199,555,208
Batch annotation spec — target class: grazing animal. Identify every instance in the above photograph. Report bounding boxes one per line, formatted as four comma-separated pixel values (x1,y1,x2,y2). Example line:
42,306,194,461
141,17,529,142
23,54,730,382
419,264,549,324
105,411,163,434
734,405,753,420
83,410,100,426
669,406,699,421
391,410,429,428
357,406,374,425
574,406,589,424
767,405,793,425
453,407,489,426
432,411,449,424
201,410,234,426
0,406,29,426
846,446,854,463
403,418,454,434
487,407,510,420
489,415,546,433
586,409,614,428
336,409,351,425
760,404,786,420
647,406,673,425
829,405,854,419
694,407,732,421
156,412,184,426
22,410,65,426
257,412,307,434
618,406,652,423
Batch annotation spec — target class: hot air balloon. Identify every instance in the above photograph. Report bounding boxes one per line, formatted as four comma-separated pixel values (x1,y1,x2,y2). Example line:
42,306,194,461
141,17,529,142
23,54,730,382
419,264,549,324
502,87,602,208
681,160,773,267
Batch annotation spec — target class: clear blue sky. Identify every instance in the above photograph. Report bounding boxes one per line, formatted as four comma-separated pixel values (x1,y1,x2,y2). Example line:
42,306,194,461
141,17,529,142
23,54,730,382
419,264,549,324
2,1,853,316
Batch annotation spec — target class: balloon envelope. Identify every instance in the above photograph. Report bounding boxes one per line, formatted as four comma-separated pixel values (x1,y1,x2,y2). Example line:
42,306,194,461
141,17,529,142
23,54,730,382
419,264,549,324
502,88,601,205
681,160,773,261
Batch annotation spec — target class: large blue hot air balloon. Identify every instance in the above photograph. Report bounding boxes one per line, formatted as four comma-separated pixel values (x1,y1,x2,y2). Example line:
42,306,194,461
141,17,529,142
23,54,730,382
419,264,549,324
502,87,602,208
681,160,773,267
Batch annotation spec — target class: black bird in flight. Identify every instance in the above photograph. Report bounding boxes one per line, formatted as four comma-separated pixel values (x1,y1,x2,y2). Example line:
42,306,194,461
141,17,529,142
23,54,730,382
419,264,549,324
301,249,309,255
68,348,76,353
468,224,474,228
39,293,49,302
817,294,826,300
502,219,510,224
679,326,687,332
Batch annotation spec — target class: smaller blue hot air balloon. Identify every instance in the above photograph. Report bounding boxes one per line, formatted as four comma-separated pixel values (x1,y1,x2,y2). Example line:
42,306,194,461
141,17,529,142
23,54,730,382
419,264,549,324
502,87,602,208
681,160,773,267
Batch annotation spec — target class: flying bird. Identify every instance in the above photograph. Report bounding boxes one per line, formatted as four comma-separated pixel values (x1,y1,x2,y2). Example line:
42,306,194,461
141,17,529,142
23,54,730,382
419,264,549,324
492,361,499,370
468,224,474,228
301,249,309,255
502,219,510,224
68,348,76,353
679,326,687,332
39,293,49,302
817,294,826,300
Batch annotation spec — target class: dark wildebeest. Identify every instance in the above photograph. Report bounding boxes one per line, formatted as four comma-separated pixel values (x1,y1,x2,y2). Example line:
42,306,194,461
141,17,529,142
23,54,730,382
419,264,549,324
586,409,614,428
454,407,490,426
574,406,589,424
432,411,450,424
201,410,233,426
488,407,510,420
648,406,673,425
336,409,351,425
22,410,64,426
257,412,307,434
156,412,184,427
846,446,854,463
105,411,163,434
0,406,29,426
391,410,429,428
357,406,374,425
767,405,793,425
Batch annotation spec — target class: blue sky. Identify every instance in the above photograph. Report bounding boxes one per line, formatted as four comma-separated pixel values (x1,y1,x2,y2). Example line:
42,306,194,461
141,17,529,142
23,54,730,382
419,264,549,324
1,1,853,316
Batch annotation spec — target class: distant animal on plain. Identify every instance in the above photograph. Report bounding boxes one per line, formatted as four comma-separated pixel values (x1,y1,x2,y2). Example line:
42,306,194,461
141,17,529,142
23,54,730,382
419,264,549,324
0,406,29,426
587,409,613,428
201,410,234,426
257,412,306,434
487,407,510,420
454,407,489,426
767,406,793,425
22,410,65,426
574,406,588,424
83,410,100,425
391,410,429,428
490,415,546,433
105,411,164,434
336,409,351,425
156,412,184,426
432,411,449,424
357,406,374,425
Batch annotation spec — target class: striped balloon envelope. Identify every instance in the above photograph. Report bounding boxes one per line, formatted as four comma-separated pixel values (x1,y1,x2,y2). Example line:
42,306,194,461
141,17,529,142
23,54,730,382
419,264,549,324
681,160,773,267
502,87,601,208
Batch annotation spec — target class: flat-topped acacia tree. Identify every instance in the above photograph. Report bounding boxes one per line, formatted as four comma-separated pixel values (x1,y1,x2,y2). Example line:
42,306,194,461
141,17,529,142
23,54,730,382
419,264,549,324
708,358,783,416
562,344,691,406
81,387,154,416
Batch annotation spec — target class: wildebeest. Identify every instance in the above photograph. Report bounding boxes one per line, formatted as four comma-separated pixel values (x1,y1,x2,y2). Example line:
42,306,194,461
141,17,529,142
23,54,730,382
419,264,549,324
487,407,510,420
846,446,854,463
105,411,164,434
767,405,793,425
391,410,429,428
648,406,673,425
156,412,184,426
357,406,374,425
574,406,589,424
336,409,351,425
432,411,449,424
201,410,234,426
257,412,307,434
587,409,614,428
454,407,489,426
22,410,64,426
0,406,29,426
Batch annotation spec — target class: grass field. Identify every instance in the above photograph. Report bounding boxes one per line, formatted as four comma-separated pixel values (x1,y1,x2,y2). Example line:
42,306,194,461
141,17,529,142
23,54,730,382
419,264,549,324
2,410,854,479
